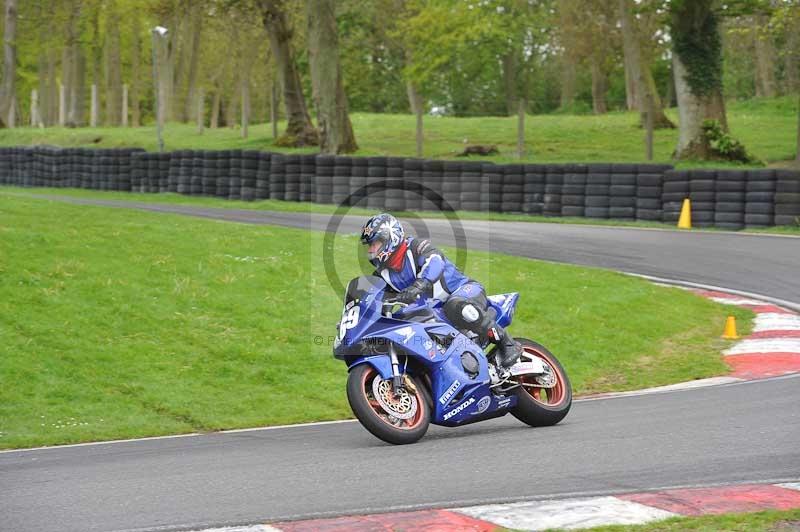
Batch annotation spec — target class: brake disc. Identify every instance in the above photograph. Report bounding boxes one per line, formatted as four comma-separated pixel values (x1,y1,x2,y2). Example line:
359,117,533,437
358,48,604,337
372,376,418,420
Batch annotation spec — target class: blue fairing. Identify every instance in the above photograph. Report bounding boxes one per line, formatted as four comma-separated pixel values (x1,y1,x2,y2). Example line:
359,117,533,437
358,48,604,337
333,276,520,427
488,292,520,328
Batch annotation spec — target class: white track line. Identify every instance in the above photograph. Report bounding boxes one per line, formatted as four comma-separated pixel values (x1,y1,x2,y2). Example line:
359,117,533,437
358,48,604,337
454,496,677,530
724,338,800,356
753,313,800,332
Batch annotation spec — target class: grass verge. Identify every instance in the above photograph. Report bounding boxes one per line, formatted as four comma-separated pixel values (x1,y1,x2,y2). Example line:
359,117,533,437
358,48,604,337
4,186,799,235
0,97,796,168
570,508,800,531
0,193,752,449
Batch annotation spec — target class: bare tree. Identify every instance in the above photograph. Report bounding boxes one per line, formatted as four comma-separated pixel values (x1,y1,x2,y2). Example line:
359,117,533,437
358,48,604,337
183,2,203,123
619,0,674,128
105,1,123,126
0,0,17,127
306,0,357,153
258,0,318,146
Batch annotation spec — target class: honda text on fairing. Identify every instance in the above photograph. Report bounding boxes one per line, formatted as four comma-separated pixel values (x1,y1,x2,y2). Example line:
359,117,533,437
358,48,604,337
333,275,572,444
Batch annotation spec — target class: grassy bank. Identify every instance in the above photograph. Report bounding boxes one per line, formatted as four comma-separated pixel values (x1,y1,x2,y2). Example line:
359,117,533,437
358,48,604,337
575,508,800,531
6,186,799,235
0,193,751,449
0,97,796,168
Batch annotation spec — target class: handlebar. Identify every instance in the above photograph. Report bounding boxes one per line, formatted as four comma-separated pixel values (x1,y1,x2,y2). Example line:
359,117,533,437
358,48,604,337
382,299,408,317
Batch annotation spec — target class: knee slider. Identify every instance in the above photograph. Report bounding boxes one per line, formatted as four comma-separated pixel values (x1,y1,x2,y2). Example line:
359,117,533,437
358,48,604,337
444,296,483,330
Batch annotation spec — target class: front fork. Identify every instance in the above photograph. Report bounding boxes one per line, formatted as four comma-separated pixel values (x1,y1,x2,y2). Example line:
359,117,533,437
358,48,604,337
389,344,404,395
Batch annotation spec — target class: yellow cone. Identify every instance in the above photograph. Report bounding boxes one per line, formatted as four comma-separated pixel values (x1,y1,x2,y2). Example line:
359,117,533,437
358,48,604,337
722,315,739,339
677,198,692,229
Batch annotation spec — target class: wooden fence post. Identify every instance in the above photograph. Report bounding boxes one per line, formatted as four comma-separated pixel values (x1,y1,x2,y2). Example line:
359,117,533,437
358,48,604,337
241,82,249,139
90,84,98,127
517,98,526,160
196,87,204,134
270,79,278,139
30,89,39,127
58,83,66,126
122,84,129,127
415,106,423,158
645,93,654,161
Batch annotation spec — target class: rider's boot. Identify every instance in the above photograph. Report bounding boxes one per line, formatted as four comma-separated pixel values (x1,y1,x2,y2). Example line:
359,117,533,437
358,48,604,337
487,324,523,369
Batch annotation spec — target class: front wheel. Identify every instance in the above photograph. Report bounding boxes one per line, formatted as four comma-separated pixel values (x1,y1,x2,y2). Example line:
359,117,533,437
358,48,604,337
346,364,431,445
509,338,572,427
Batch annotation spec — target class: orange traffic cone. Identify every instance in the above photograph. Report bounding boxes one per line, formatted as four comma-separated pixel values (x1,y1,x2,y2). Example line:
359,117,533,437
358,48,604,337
722,316,739,339
677,198,692,229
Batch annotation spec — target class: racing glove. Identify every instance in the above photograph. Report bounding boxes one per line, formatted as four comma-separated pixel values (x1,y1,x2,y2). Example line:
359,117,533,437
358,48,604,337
396,278,432,304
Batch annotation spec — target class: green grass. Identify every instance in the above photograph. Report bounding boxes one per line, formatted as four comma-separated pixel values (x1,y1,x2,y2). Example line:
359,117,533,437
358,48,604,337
0,192,752,449
5,186,799,235
566,508,800,531
1,97,797,168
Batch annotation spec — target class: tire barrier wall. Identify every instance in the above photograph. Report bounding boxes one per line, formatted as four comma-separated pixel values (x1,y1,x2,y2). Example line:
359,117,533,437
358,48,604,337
0,146,798,228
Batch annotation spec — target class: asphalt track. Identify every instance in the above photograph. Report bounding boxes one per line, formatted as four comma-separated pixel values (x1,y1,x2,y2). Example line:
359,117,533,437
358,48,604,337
2,376,799,532
2,195,799,532
18,195,800,304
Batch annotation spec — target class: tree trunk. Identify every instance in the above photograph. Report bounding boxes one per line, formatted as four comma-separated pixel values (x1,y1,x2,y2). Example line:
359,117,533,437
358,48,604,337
130,15,141,127
105,2,122,126
169,12,184,122
590,59,608,114
183,5,203,123
619,0,640,111
619,0,674,128
623,53,638,111
672,53,726,159
753,16,777,98
259,0,318,146
0,0,17,127
306,0,357,154
501,52,517,117
63,1,84,127
406,80,422,115
91,7,102,126
46,51,57,125
560,56,576,108
210,90,220,128
784,23,799,94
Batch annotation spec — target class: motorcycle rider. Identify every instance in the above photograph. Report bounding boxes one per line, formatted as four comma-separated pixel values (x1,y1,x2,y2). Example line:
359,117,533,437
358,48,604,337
360,212,523,369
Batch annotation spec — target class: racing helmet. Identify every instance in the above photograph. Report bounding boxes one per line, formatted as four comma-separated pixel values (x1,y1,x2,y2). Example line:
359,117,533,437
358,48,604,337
360,213,405,264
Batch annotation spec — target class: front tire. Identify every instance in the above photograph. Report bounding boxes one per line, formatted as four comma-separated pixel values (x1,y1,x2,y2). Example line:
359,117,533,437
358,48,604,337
346,364,431,445
509,338,572,427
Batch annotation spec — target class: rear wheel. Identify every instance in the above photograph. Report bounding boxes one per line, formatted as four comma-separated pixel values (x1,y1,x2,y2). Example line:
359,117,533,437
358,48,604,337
509,338,572,427
346,364,431,445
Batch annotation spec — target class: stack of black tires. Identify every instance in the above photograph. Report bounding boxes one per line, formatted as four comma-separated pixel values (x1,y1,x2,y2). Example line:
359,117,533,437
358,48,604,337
333,156,352,206
635,165,664,221
523,164,545,215
284,154,302,202
398,158,420,212
241,151,259,201
314,154,334,204
270,152,288,201
299,154,316,202
714,170,746,230
585,164,611,219
744,170,774,227
459,161,482,212
775,170,800,226
661,170,689,224
687,170,716,228
441,161,461,212
561,164,586,218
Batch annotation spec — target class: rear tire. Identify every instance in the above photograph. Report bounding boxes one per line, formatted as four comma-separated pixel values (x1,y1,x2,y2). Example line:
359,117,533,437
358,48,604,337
509,338,572,427
346,364,431,445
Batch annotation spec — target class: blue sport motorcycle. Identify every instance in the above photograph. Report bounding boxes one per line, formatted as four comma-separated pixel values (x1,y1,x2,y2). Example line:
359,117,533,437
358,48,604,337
333,276,572,444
